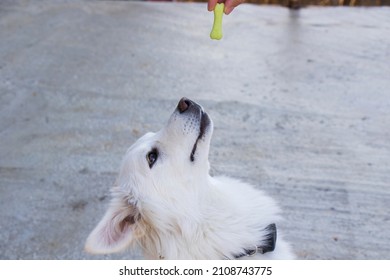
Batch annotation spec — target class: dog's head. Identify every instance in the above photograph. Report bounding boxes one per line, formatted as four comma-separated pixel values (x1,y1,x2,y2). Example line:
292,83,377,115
85,98,213,255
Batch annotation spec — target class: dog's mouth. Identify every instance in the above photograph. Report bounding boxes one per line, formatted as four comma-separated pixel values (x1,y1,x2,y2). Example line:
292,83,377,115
176,97,211,162
190,111,210,162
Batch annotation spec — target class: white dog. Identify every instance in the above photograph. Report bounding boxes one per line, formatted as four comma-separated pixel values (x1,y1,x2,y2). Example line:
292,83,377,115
85,98,294,259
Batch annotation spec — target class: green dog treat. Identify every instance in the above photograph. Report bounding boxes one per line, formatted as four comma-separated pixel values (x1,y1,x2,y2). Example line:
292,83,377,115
210,3,224,40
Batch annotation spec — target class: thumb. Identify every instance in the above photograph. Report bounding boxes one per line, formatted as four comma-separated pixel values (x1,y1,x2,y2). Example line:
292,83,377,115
224,0,242,14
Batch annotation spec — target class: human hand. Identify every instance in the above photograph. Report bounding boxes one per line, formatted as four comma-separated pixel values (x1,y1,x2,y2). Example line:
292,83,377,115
207,0,246,15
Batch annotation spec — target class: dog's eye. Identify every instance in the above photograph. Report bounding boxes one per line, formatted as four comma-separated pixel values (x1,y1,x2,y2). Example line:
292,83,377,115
146,149,158,168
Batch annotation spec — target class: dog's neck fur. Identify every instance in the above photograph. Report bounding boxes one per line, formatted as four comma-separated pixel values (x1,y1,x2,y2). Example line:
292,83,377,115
135,175,281,259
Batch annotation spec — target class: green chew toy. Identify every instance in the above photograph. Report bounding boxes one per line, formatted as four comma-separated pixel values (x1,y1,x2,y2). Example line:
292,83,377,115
210,3,224,40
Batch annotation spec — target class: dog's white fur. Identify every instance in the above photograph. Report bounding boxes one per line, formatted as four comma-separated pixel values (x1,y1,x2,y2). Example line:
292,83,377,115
85,98,294,259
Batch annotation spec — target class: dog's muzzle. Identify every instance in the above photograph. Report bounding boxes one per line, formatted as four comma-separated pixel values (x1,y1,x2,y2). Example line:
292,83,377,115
176,97,211,162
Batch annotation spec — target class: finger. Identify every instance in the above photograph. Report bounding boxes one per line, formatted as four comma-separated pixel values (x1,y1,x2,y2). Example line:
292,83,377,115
208,0,219,11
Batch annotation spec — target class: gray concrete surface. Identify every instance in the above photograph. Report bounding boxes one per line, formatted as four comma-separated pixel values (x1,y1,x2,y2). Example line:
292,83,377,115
1,0,390,259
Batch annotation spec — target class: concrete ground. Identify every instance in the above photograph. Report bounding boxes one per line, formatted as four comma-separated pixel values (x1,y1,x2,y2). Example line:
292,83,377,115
0,0,389,260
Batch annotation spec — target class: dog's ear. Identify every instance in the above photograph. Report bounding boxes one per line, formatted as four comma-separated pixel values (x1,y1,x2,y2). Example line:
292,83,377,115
84,196,139,254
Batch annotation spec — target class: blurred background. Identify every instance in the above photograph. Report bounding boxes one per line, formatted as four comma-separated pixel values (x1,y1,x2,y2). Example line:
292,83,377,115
179,0,390,6
158,0,390,6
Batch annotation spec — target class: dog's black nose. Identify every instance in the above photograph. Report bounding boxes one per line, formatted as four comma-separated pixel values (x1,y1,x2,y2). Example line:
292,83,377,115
177,97,194,113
